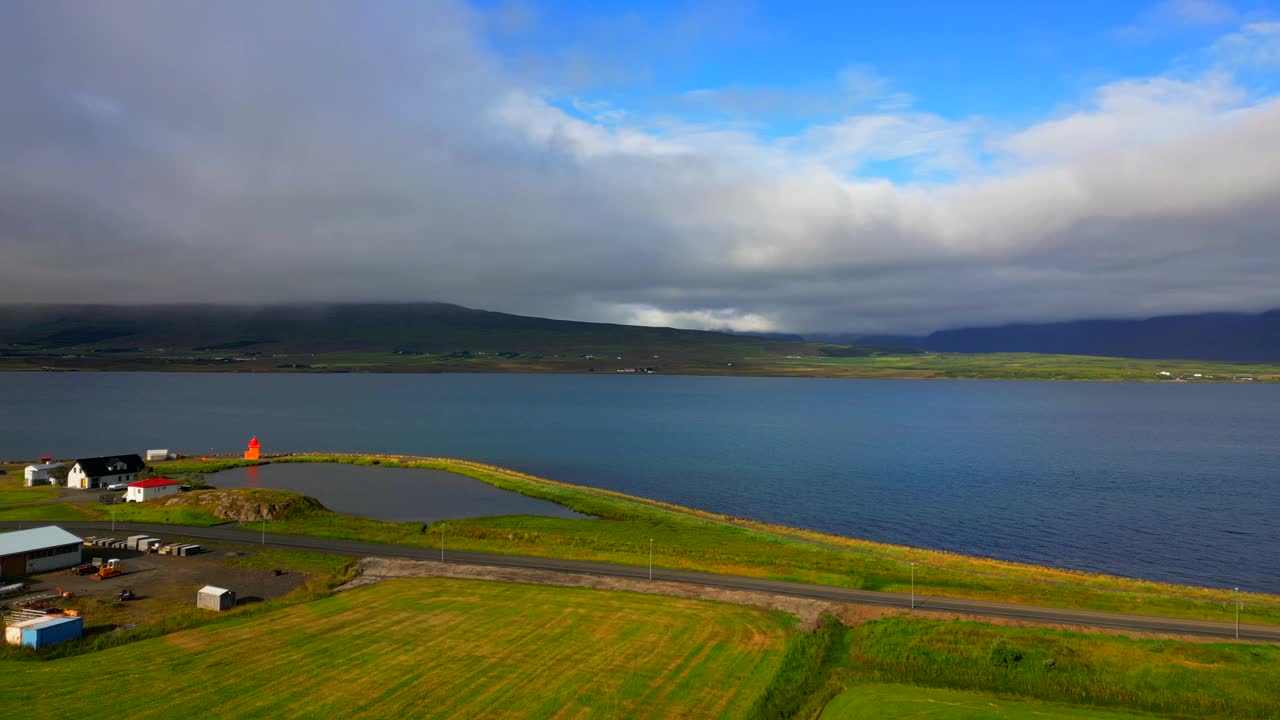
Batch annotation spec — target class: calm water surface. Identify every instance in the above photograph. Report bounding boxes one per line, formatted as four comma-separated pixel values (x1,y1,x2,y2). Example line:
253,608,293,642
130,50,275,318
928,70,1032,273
1,372,1276,592
213,462,587,524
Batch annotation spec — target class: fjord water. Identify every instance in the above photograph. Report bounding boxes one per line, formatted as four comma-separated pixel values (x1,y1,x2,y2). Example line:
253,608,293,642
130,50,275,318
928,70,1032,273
2,372,1276,592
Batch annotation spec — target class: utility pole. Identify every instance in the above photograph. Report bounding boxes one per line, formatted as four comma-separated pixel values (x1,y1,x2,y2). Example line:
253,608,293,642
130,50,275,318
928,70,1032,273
1236,587,1241,639
261,515,266,545
441,523,445,562
649,539,654,581
911,562,916,610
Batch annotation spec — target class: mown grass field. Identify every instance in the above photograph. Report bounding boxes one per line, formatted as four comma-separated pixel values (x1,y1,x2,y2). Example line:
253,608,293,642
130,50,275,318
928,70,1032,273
825,616,1280,720
0,578,792,720
820,684,1160,719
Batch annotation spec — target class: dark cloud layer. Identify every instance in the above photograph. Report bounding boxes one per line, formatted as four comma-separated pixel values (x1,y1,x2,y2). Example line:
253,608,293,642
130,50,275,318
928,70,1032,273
2,2,1279,333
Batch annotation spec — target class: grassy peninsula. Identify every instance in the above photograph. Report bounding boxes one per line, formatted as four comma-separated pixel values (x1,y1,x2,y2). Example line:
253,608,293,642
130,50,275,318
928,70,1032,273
5,455,1273,627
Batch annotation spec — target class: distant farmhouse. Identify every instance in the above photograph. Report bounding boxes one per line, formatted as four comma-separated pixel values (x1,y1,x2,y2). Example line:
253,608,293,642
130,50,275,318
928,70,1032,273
23,462,62,487
67,454,146,490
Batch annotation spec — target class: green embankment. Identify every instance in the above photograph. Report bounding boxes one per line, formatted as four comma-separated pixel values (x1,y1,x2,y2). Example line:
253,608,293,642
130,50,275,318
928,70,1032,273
815,616,1280,720
0,578,791,720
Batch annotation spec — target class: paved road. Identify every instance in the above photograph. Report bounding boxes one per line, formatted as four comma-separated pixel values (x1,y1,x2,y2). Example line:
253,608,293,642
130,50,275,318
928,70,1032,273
6,520,1276,643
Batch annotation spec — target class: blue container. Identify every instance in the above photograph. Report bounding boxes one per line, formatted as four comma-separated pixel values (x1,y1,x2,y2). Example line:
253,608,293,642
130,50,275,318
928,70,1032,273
21,616,83,649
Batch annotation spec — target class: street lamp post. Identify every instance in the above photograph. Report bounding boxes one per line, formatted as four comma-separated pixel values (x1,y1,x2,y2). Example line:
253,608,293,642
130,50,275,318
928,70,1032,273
1236,587,1241,639
260,515,266,545
441,524,445,562
911,562,916,610
649,539,654,581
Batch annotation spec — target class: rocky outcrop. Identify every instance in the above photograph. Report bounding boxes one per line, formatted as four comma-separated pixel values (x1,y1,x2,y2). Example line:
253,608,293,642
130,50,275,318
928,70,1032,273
155,488,327,521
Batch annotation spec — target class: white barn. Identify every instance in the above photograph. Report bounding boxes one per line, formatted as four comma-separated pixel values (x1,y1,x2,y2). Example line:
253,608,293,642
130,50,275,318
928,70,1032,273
23,462,62,487
0,526,83,579
67,455,146,490
124,477,181,503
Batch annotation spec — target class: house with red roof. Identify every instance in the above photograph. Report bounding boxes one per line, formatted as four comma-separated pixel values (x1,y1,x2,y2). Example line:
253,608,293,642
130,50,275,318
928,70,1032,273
124,477,181,503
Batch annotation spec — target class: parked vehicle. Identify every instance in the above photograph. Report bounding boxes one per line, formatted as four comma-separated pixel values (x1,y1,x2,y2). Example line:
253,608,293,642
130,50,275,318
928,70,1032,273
92,559,123,581
70,563,97,576
106,483,127,491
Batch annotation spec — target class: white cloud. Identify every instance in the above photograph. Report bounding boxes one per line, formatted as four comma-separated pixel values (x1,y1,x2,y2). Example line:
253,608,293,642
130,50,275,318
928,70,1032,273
1209,22,1280,68
623,306,780,333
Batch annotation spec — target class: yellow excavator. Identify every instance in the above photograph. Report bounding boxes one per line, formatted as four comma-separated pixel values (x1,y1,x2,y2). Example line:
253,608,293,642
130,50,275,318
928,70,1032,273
93,559,123,581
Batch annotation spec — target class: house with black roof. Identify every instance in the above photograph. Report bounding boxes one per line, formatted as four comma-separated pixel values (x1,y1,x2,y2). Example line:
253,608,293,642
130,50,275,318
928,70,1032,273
67,454,146,490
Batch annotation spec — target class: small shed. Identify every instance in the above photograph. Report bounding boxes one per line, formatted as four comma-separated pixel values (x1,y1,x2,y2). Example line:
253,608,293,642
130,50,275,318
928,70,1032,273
18,616,83,649
124,478,181,503
23,463,62,487
145,449,170,461
197,585,236,611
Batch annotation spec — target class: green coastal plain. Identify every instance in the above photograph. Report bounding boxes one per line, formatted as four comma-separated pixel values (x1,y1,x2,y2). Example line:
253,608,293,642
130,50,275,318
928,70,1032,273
2,455,1279,718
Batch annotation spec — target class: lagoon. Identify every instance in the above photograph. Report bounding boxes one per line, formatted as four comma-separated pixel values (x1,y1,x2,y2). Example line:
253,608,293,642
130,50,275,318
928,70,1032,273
211,462,587,524
0,372,1276,592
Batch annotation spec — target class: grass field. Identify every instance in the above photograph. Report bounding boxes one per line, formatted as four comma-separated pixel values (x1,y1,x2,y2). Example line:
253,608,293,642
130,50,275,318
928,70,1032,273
0,578,792,720
832,616,1280,719
820,684,1159,719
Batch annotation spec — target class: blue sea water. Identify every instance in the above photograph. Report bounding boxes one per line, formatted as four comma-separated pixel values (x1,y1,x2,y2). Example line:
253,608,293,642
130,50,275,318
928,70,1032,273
1,372,1276,592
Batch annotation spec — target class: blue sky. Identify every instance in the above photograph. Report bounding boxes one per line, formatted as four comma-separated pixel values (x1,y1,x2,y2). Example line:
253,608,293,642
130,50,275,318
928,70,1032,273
478,0,1273,140
2,1,1280,333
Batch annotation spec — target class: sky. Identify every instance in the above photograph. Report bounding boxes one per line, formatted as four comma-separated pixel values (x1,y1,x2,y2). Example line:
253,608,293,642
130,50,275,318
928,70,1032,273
1,0,1279,334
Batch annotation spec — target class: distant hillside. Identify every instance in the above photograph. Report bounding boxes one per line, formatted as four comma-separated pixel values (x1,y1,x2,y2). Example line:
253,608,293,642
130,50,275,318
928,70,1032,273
0,302,821,358
925,310,1280,361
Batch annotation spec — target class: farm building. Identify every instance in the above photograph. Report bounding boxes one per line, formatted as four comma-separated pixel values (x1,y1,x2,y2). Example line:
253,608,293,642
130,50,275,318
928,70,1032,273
145,449,171,461
197,585,236,611
0,526,83,579
68,454,146,490
4,616,83,649
124,477,181,503
23,462,62,486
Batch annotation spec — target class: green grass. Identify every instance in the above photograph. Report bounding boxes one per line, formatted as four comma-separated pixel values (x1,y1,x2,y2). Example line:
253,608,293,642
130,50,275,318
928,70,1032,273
741,352,1280,382
820,684,1161,719
222,548,354,577
147,458,268,475
0,578,792,720
836,616,1280,719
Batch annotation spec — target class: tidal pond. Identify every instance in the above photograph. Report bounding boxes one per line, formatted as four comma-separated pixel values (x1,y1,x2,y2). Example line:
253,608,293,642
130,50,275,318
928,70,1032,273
211,462,588,524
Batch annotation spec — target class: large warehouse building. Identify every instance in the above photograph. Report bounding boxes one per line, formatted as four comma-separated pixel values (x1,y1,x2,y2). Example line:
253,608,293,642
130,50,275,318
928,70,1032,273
0,526,83,579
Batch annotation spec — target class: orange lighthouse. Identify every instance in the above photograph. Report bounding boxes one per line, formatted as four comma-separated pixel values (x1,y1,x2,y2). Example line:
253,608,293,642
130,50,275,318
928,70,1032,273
244,436,261,460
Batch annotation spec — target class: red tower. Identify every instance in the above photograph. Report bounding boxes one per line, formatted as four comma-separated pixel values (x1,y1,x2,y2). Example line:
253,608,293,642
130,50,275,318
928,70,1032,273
244,436,261,460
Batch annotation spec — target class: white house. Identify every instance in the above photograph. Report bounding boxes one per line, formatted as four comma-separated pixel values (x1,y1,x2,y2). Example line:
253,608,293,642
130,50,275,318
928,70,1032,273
67,455,146,490
23,462,62,487
145,449,171,462
0,526,83,578
124,477,181,503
